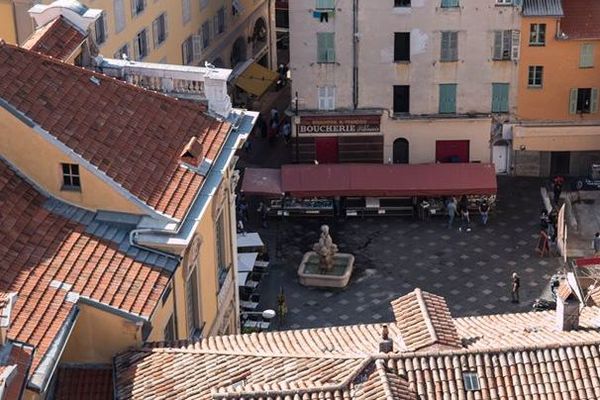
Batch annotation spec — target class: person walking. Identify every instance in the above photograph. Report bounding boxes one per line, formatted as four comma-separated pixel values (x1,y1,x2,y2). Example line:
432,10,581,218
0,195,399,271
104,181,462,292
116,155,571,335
257,201,269,228
593,232,600,255
447,197,457,229
458,195,470,232
552,176,563,205
479,200,489,225
511,272,520,303
281,120,291,144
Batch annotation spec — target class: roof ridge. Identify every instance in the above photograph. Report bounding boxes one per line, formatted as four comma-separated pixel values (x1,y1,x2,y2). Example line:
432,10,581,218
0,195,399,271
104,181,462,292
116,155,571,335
374,359,396,400
414,288,439,344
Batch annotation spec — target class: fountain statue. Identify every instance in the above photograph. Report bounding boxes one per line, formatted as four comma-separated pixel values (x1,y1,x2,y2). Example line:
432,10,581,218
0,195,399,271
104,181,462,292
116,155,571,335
297,225,355,288
312,225,339,272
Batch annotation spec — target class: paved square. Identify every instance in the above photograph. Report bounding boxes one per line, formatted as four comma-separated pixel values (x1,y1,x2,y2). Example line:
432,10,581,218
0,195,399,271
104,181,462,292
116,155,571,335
250,177,562,330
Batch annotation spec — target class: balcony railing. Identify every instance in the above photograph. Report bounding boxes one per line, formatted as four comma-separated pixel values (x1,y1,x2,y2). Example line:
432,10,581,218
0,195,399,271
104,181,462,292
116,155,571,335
95,56,233,117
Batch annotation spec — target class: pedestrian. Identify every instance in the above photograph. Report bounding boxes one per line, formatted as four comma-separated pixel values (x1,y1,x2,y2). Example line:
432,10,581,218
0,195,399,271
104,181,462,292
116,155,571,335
511,272,520,303
281,120,291,144
479,200,489,225
593,232,600,255
552,176,563,204
238,196,249,223
270,107,279,123
540,210,549,231
257,201,269,228
269,118,280,143
237,219,246,234
257,115,268,138
446,197,457,229
458,195,470,232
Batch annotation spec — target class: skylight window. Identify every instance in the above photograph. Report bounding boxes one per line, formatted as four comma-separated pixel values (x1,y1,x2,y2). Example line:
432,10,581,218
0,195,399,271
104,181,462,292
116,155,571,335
463,372,480,391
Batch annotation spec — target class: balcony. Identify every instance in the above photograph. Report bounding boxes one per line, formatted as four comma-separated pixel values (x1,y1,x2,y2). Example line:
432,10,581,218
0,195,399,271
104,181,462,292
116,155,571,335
95,56,233,117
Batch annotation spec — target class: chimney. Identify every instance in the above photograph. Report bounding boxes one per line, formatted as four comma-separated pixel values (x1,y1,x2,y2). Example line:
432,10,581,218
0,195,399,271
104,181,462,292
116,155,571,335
379,325,394,353
556,281,580,331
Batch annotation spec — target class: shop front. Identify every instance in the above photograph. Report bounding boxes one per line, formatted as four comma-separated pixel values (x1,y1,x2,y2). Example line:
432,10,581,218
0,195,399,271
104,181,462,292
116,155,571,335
294,113,384,164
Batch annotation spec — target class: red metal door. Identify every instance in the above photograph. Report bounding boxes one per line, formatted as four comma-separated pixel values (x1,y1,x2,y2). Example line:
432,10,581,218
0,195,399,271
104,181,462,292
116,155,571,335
315,137,339,164
435,140,470,163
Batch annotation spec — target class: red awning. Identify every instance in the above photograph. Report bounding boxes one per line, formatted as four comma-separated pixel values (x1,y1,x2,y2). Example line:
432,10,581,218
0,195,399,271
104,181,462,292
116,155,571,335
281,163,497,198
241,168,284,197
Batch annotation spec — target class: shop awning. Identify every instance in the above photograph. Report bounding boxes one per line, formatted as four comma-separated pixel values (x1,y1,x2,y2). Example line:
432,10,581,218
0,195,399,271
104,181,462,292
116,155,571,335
241,168,283,197
281,163,497,198
233,63,278,97
513,124,600,151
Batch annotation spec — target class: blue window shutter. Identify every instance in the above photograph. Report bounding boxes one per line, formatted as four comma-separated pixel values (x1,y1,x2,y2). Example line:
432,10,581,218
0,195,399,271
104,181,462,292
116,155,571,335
439,84,457,114
492,83,509,113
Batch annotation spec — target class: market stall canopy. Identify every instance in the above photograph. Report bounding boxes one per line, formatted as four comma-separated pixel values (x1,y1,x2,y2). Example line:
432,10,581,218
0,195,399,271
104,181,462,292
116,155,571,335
233,63,278,97
238,252,258,272
281,163,497,198
237,232,265,250
241,168,284,197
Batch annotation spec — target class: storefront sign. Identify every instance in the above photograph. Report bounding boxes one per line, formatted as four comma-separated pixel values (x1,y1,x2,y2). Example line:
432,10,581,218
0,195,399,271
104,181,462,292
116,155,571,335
297,115,381,135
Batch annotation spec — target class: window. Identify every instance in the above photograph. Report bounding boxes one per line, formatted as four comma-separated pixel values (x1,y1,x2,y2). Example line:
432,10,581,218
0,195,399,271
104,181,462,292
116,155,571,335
318,86,335,110
113,44,129,59
569,88,599,114
441,0,459,7
528,65,543,87
493,30,520,60
394,0,410,6
316,0,335,9
491,83,509,113
393,85,410,113
131,0,146,17
185,267,201,338
164,315,175,342
440,31,458,61
61,163,81,190
202,21,211,48
95,12,108,45
496,0,513,4
182,0,191,24
114,0,125,33
394,32,410,62
152,13,168,48
439,84,457,114
133,28,148,60
182,35,193,64
529,24,545,46
216,7,225,35
463,372,480,391
580,43,595,68
317,32,335,63
216,213,229,290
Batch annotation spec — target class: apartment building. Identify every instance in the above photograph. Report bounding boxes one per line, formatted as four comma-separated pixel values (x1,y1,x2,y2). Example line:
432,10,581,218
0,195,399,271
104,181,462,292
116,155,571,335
290,0,521,168
1,0,275,69
513,0,600,176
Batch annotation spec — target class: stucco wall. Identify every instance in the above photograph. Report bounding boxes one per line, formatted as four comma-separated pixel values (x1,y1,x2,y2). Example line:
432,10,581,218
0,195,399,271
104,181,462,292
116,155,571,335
0,1,18,44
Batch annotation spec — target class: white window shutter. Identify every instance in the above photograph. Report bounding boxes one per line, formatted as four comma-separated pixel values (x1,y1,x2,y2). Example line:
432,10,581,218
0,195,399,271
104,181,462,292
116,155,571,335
569,88,578,114
493,31,502,60
192,34,202,61
131,0,136,17
511,30,520,60
114,0,125,33
133,37,140,60
102,12,109,41
591,88,599,113
152,19,158,48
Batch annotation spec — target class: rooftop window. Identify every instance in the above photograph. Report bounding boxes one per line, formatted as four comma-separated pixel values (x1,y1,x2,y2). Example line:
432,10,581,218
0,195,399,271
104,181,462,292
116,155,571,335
463,372,480,391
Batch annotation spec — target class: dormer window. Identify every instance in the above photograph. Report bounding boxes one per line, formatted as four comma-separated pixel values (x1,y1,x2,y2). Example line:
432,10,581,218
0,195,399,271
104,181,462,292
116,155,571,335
180,136,204,165
462,372,480,391
61,163,81,191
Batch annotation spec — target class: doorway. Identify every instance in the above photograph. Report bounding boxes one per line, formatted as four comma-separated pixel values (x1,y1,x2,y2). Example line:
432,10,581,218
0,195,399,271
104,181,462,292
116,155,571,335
435,140,470,163
550,152,571,175
315,137,339,164
392,138,409,164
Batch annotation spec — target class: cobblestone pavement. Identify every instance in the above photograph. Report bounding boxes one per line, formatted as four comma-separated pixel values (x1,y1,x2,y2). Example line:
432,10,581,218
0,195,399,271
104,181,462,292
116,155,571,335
247,176,563,330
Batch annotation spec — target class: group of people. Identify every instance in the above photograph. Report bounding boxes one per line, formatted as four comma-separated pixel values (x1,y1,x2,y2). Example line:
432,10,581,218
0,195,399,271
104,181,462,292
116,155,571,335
540,208,558,243
446,195,490,232
236,195,270,231
255,108,291,145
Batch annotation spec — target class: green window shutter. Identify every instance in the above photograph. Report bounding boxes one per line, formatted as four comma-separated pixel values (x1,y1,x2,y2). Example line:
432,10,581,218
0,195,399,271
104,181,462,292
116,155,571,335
591,88,599,113
580,44,594,68
439,84,457,114
441,0,459,7
569,88,578,114
441,32,457,61
492,83,509,113
316,0,335,9
317,32,334,62
326,33,335,62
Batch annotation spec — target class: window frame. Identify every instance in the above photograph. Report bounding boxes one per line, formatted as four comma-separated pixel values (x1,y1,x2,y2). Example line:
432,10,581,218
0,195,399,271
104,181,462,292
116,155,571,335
580,43,595,68
491,83,510,113
318,86,336,110
441,0,459,8
393,85,410,114
216,212,229,291
529,23,546,46
463,372,481,391
131,0,146,17
527,65,543,88
394,32,411,62
440,31,458,62
152,13,168,48
439,83,457,114
113,44,129,59
94,12,108,45
394,0,411,7
182,35,193,64
202,20,211,49
134,28,148,60
61,163,81,191
317,32,336,63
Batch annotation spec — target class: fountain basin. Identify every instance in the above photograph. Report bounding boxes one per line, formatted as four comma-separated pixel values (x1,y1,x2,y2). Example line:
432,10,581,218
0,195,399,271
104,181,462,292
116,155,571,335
298,251,355,288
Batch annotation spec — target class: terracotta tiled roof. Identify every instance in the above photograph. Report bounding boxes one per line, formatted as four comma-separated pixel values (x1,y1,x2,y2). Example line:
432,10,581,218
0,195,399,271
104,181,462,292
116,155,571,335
561,0,600,40
115,289,600,400
586,285,600,306
22,16,85,61
0,159,172,382
0,43,230,220
53,365,114,400
390,288,461,351
0,344,33,400
557,281,575,301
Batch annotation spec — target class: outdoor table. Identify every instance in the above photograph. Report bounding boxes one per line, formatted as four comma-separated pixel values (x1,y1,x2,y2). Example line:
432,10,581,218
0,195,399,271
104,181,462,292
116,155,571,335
237,232,264,251
238,252,259,272
237,271,250,286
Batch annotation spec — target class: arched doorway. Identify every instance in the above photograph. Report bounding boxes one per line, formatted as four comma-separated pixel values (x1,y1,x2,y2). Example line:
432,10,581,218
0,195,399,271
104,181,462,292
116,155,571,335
251,17,268,55
393,138,409,164
230,37,247,68
212,57,225,68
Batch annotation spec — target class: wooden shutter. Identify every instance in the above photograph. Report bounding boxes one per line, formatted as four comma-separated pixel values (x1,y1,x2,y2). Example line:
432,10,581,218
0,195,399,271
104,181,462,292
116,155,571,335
114,0,125,32
441,32,449,60
152,18,158,48
133,36,140,60
591,88,599,113
439,84,457,114
192,34,202,61
493,31,502,60
182,39,190,64
316,0,335,9
580,44,594,68
569,88,578,114
182,0,190,23
317,32,334,62
492,83,509,113
511,30,520,60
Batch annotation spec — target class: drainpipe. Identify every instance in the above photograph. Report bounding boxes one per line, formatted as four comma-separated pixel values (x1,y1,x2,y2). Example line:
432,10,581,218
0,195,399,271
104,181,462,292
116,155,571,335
352,0,358,109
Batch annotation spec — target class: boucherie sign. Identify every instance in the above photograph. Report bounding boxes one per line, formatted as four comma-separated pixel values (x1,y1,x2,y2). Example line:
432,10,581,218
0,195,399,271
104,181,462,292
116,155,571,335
297,115,381,135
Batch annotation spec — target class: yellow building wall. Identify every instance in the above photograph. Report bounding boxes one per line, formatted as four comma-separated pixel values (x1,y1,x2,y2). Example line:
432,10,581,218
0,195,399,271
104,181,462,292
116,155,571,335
60,303,142,363
517,17,600,121
0,1,18,44
0,106,145,214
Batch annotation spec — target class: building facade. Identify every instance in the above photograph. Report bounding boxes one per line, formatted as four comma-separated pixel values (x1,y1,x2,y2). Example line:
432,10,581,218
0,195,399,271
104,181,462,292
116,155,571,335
513,0,600,177
289,0,521,167
2,0,276,69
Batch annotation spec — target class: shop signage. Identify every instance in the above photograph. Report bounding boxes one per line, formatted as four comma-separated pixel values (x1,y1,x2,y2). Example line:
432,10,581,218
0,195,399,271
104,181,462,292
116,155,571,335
297,115,381,135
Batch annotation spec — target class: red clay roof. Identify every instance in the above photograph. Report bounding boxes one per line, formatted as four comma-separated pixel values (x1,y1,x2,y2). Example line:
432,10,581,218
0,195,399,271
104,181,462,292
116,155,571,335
561,0,600,40
0,43,230,220
0,159,171,376
0,344,32,400
22,16,86,61
53,365,114,400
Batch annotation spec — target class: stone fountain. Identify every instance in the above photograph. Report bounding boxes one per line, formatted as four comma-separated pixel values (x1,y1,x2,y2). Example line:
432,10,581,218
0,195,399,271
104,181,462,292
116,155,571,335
297,225,355,288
